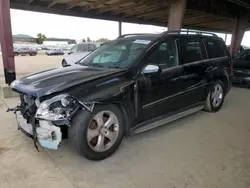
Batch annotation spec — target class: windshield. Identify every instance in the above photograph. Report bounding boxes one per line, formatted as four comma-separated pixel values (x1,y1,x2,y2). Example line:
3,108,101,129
78,39,151,68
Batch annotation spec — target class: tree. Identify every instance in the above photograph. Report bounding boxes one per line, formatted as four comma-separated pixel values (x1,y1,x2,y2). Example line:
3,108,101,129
36,33,47,44
86,37,91,42
82,38,86,42
96,38,110,42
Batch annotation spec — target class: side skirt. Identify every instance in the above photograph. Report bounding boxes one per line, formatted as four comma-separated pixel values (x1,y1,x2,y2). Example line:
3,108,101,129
131,103,204,134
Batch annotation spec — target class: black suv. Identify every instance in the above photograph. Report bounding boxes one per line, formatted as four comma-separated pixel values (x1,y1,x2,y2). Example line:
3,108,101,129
10,31,232,160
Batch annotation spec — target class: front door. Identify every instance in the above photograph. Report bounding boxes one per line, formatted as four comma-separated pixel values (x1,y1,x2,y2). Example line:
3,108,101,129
138,38,185,122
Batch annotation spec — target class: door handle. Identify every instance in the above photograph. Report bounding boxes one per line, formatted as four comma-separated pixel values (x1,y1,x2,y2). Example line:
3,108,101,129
182,74,198,80
170,77,182,82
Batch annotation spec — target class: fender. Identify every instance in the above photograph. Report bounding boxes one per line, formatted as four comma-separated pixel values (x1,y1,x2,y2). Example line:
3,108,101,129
212,67,231,93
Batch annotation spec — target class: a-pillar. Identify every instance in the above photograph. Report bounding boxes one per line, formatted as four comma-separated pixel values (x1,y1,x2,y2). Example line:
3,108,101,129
168,0,186,30
230,16,248,55
0,0,16,85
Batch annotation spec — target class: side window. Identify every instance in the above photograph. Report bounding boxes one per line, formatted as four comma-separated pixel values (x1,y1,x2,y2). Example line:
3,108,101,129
70,45,78,53
203,39,226,58
89,44,97,51
240,51,250,61
179,38,203,64
148,39,178,69
77,44,88,52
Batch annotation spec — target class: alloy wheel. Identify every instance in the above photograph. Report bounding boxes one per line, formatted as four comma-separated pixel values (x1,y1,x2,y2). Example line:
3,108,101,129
87,111,119,152
211,84,223,108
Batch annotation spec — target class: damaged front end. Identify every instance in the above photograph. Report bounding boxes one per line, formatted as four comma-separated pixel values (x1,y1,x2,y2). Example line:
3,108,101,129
9,93,93,150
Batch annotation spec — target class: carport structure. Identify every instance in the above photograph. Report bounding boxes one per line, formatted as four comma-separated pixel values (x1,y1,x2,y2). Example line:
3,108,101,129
1,0,250,85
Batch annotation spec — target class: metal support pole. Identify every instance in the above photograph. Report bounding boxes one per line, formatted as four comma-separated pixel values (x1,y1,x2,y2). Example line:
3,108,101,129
118,21,122,37
0,0,16,85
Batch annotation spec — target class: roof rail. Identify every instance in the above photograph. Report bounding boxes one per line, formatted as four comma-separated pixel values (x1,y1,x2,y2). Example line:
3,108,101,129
161,30,218,37
117,33,154,38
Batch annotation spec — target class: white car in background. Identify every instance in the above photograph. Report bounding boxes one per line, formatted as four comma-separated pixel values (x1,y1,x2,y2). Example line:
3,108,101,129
62,42,102,66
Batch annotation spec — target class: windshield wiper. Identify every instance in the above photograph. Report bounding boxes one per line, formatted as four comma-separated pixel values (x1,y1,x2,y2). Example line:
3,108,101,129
91,64,105,68
108,65,121,69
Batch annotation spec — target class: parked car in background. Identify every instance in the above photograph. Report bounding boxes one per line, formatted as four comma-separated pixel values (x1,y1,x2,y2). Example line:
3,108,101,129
9,31,232,160
14,47,38,56
227,45,248,54
46,48,64,56
62,42,102,66
232,49,250,87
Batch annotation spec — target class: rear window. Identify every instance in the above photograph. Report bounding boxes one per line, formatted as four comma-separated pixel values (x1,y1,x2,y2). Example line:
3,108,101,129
203,38,226,58
88,44,97,51
234,50,250,61
78,44,88,52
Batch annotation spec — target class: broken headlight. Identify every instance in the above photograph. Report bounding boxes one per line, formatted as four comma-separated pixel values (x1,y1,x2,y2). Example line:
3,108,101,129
35,94,79,121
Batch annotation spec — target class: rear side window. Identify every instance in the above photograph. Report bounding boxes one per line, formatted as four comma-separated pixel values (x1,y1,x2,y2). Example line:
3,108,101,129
78,44,88,52
70,45,78,53
203,38,226,58
179,38,203,64
88,44,97,51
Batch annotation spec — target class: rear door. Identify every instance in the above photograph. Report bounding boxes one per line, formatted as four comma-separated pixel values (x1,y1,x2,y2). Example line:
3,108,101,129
177,36,208,107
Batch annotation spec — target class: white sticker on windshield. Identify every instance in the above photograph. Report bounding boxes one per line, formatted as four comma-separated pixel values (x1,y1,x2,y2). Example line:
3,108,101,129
134,40,151,45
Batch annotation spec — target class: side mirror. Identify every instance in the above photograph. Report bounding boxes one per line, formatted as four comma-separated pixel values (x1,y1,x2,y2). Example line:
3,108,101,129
68,51,73,55
142,64,161,76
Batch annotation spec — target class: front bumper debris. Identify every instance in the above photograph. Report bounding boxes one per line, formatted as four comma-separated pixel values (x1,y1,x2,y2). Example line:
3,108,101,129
16,111,62,150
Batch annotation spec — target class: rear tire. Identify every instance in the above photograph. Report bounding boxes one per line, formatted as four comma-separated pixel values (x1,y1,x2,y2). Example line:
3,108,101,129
204,80,225,112
69,104,125,160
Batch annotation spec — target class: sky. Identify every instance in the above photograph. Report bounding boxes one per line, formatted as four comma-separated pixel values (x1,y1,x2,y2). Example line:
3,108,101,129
10,9,250,46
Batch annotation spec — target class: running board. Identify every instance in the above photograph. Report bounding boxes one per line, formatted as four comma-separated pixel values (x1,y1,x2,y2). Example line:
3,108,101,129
132,105,204,134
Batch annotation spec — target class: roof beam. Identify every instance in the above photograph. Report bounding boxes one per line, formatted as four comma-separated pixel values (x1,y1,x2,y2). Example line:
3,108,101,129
97,0,133,13
91,0,112,7
135,7,166,18
112,3,147,15
67,0,112,10
67,0,87,10
48,0,61,8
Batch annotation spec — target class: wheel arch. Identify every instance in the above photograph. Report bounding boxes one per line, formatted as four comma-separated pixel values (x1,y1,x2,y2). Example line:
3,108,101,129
213,69,230,93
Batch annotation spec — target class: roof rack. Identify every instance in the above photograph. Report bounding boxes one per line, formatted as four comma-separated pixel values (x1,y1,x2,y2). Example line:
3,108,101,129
161,30,218,37
117,33,154,38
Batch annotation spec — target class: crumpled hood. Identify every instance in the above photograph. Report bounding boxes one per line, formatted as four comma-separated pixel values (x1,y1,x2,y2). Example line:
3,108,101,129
11,65,125,97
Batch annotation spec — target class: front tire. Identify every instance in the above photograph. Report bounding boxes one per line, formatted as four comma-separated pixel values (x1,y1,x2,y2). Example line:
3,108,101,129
204,80,225,112
69,104,125,160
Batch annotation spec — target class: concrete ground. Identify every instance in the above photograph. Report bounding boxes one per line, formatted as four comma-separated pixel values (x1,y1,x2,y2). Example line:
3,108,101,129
0,87,250,188
0,55,250,188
